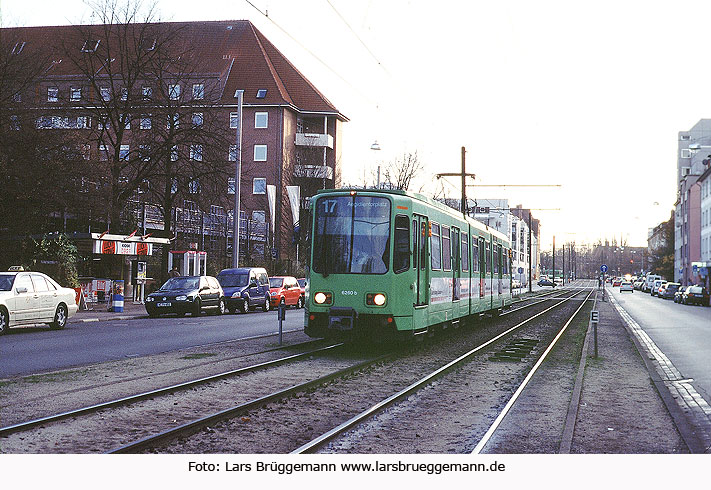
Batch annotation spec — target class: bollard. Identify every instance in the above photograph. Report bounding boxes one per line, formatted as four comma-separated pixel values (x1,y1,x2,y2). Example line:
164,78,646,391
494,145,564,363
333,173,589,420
278,301,286,345
113,280,125,313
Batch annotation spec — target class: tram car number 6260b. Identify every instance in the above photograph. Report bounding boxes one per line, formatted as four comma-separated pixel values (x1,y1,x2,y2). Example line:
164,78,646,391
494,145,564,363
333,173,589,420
304,188,513,341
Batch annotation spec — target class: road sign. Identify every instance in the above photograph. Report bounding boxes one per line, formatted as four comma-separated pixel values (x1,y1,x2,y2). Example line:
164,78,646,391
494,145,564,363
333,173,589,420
600,264,608,273
590,310,599,323
518,267,524,274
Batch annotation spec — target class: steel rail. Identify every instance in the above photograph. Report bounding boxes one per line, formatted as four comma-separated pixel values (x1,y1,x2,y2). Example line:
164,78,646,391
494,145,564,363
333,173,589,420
471,288,594,454
108,353,393,453
291,288,592,454
0,342,344,437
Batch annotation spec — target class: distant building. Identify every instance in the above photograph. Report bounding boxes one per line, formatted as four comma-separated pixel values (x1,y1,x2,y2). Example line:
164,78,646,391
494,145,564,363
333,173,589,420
675,120,711,284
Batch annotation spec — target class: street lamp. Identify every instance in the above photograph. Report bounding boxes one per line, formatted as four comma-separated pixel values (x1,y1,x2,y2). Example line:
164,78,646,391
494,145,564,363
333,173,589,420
370,140,381,188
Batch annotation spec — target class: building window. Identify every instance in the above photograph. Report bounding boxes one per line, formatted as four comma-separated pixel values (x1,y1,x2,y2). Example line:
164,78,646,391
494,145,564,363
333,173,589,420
253,178,267,195
171,145,179,161
119,145,130,161
76,116,90,129
81,39,100,52
139,145,151,161
229,145,238,161
140,115,151,130
189,179,200,194
120,88,128,101
100,87,111,101
192,83,204,100
82,144,91,160
192,112,203,128
10,115,20,131
70,87,82,101
190,144,203,161
99,145,108,161
256,89,267,99
252,210,266,223
142,86,152,100
228,177,236,194
168,83,181,100
47,87,58,102
12,92,21,103
11,42,26,55
255,112,268,128
681,149,692,158
123,114,131,130
254,144,267,161
230,112,239,128
168,113,180,130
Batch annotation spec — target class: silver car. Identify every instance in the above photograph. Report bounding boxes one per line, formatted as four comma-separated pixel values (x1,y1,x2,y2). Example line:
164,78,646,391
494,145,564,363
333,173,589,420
0,271,78,335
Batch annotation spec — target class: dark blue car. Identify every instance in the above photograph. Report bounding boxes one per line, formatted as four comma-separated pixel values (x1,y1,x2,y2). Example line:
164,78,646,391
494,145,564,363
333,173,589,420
217,267,271,313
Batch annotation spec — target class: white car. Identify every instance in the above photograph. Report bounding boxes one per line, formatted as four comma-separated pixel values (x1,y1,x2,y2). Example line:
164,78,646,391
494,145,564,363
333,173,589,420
0,271,78,335
619,281,633,292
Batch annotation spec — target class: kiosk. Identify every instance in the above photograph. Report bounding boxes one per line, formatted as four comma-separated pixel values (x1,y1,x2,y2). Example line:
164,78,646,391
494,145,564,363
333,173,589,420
168,250,207,276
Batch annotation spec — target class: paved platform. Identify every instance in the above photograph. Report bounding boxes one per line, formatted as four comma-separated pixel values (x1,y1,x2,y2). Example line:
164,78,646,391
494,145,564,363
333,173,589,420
68,300,147,323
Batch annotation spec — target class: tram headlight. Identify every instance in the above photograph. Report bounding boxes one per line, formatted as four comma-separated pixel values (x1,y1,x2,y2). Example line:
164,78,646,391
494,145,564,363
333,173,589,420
366,293,387,306
314,292,332,305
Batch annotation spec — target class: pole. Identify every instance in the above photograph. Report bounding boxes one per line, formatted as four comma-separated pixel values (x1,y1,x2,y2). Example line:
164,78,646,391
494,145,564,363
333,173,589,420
552,235,556,287
528,213,533,293
461,146,467,215
562,241,565,287
232,89,244,268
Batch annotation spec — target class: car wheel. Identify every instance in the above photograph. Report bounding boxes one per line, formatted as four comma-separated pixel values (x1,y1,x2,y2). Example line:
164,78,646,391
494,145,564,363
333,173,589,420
0,307,9,335
240,297,249,314
218,299,226,315
49,304,67,330
297,296,304,308
192,299,202,317
263,297,270,312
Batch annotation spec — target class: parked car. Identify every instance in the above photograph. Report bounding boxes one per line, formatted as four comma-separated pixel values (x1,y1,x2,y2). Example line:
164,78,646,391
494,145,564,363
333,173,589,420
269,276,303,308
216,267,270,313
612,278,622,287
674,286,687,303
619,281,633,292
651,280,667,296
145,275,225,317
297,278,306,301
660,282,680,300
656,282,669,298
681,286,710,306
0,269,79,334
642,274,661,293
633,279,644,290
538,278,554,287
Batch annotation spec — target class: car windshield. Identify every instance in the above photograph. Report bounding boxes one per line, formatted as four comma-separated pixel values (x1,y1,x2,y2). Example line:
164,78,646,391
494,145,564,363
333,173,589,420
218,273,248,287
270,278,284,288
0,274,15,291
312,195,391,275
159,277,199,291
297,279,305,287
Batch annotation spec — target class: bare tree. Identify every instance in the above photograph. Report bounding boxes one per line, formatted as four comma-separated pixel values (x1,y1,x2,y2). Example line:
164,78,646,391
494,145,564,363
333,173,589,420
381,151,424,191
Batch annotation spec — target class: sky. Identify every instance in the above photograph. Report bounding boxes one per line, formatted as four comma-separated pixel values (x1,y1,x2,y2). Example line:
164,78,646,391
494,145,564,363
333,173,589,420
2,0,707,249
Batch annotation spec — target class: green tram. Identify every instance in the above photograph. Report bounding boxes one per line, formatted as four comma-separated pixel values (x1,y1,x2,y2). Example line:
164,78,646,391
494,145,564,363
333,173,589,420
304,188,512,340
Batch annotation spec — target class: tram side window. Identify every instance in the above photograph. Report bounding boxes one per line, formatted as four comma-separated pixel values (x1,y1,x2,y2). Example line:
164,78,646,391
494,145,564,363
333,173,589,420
393,215,410,274
485,241,491,274
493,244,499,274
461,233,469,272
430,223,441,270
412,220,418,270
442,226,451,271
472,237,479,272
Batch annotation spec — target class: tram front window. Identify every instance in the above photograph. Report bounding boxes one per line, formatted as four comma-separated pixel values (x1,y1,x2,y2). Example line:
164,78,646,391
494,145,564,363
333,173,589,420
313,196,391,274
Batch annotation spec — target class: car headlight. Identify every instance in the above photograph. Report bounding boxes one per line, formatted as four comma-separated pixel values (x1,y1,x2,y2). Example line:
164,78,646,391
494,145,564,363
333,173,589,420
366,293,386,306
146,297,154,302
176,295,187,301
314,292,332,305
231,292,241,298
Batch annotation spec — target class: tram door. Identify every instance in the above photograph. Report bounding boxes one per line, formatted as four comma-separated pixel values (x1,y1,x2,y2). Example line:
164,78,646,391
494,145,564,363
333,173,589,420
413,215,429,307
452,227,460,302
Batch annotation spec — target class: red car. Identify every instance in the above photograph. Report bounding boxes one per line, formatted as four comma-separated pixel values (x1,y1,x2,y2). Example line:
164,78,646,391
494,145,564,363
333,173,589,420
612,278,622,287
269,276,303,308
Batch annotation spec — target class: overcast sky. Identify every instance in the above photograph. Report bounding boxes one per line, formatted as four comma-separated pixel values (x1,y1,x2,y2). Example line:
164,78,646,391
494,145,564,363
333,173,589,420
3,0,706,249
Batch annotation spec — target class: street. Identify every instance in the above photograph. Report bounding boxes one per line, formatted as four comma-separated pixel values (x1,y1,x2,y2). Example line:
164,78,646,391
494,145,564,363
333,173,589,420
0,309,305,378
608,286,711,404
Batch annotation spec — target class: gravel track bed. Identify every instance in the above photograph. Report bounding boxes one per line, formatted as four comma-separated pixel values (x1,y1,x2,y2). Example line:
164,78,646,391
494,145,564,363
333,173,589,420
0,351,367,453
317,294,588,453
0,330,315,429
148,293,586,453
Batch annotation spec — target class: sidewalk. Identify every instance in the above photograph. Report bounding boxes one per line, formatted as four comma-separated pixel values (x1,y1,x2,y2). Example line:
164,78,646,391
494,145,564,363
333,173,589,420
69,300,147,323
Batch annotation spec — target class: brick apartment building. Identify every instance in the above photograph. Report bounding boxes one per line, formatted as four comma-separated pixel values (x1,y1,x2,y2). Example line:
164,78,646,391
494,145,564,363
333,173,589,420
1,20,347,281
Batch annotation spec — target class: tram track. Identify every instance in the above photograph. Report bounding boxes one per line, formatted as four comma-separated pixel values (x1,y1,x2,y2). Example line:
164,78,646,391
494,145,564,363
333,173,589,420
109,287,591,454
293,287,593,453
0,286,590,454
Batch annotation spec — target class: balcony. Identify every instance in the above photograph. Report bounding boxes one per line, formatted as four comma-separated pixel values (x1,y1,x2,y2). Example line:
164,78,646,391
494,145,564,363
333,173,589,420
295,132,333,149
294,165,333,180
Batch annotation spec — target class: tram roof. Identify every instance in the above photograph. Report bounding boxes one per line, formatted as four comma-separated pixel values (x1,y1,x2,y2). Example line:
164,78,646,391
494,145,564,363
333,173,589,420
315,188,510,243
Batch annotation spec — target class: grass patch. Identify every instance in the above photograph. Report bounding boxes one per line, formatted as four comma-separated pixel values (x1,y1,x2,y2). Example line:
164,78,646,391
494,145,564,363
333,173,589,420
180,353,218,360
17,369,88,385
